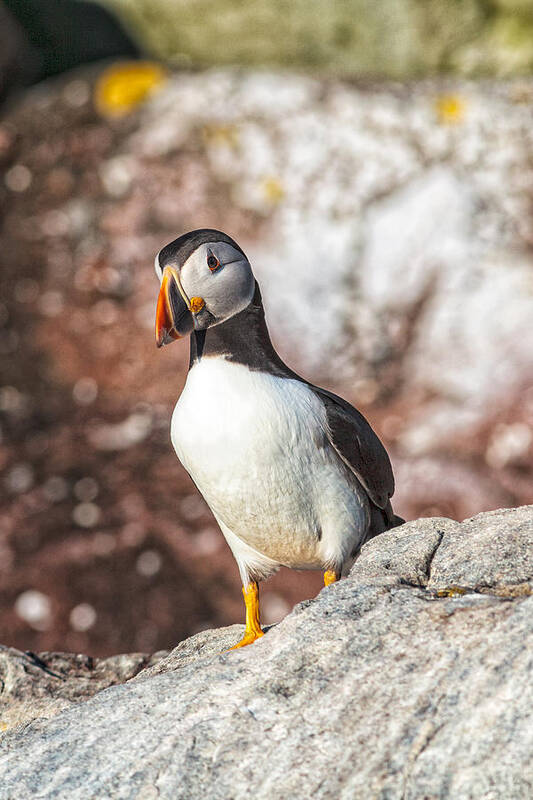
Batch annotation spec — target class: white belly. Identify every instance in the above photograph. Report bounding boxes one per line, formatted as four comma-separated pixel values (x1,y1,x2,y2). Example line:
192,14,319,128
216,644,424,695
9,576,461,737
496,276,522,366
171,358,369,574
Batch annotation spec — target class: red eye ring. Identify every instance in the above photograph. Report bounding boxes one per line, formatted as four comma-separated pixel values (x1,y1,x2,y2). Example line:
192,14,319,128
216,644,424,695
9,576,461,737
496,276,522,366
207,253,220,272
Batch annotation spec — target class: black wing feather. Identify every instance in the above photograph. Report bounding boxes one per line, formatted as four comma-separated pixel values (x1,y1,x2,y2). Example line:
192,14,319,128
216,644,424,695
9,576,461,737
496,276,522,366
313,386,394,511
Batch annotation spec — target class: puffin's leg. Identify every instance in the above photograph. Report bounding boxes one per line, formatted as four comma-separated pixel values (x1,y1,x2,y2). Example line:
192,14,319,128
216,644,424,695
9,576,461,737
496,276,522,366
230,580,264,649
323,569,340,587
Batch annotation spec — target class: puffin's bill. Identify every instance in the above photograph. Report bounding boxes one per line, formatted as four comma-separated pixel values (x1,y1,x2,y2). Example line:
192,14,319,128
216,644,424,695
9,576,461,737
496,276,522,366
155,267,194,347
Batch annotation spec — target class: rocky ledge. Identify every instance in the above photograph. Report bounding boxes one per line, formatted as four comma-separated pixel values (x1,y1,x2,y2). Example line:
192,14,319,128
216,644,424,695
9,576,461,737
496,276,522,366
1,505,532,799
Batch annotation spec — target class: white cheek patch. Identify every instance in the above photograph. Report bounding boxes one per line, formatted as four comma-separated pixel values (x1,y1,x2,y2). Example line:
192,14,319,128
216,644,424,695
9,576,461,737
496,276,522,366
179,250,206,298
178,243,254,323
154,251,162,281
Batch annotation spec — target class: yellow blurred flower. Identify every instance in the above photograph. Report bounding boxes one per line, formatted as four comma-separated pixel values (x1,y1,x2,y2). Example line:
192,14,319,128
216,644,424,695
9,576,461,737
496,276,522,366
262,176,285,205
94,62,168,118
435,94,466,125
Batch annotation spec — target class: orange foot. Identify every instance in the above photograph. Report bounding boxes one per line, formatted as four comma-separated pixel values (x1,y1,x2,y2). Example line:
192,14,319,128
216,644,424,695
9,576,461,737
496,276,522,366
229,580,264,650
230,629,264,650
323,569,340,587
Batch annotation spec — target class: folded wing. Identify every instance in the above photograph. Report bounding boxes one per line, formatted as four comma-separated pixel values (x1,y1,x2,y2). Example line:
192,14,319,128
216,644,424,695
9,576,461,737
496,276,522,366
313,386,394,513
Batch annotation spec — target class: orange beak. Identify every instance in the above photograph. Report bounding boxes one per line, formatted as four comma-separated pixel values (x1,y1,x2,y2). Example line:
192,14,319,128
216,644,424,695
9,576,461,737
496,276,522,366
155,267,194,347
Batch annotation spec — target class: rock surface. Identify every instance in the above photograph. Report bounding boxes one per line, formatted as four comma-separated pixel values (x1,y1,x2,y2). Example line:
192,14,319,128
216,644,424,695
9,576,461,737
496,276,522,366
0,646,167,732
1,505,531,799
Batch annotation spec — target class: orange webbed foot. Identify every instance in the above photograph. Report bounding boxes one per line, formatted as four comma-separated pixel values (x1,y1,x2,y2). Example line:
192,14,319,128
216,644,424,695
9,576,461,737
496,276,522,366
227,580,264,651
229,628,264,650
323,569,340,587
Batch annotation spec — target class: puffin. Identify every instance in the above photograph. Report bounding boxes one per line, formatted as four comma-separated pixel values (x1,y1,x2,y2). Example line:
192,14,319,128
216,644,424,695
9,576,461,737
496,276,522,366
154,228,403,649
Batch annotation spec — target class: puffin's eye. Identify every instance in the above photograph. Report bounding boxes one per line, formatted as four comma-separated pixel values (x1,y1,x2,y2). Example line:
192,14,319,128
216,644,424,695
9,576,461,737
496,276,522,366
207,252,220,272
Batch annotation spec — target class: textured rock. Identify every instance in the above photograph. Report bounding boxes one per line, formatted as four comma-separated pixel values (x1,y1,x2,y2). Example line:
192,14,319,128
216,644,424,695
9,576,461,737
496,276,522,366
428,505,533,593
0,506,531,799
0,647,167,732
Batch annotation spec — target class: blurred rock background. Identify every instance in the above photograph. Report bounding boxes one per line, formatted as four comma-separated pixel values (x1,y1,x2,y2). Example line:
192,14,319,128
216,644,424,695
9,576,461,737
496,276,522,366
0,0,532,657
104,0,533,78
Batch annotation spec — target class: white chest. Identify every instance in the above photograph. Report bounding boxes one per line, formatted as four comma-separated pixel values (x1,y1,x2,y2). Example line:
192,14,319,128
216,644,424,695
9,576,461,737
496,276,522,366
171,358,327,492
171,357,368,569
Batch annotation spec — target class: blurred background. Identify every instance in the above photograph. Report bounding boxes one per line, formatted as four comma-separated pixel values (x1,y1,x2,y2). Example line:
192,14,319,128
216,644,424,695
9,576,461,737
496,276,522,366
1,0,533,657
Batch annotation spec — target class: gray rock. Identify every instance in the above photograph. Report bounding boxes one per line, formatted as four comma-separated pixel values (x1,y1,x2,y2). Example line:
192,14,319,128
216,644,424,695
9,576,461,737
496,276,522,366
0,648,167,732
352,516,458,587
0,506,532,799
428,505,533,593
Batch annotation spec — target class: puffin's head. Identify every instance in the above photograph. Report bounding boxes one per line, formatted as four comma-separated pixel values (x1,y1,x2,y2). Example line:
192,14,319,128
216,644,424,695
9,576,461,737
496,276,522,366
154,228,254,347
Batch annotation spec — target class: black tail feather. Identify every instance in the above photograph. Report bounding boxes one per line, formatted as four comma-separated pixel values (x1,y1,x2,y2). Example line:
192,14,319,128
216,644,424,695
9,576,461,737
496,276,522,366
364,500,404,545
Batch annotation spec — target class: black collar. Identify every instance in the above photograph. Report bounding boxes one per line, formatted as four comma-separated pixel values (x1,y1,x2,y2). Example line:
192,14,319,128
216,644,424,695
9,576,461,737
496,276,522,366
189,281,300,381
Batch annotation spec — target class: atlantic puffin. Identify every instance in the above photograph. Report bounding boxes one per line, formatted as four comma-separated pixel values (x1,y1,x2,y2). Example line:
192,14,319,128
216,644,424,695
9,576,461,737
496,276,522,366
155,229,403,649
